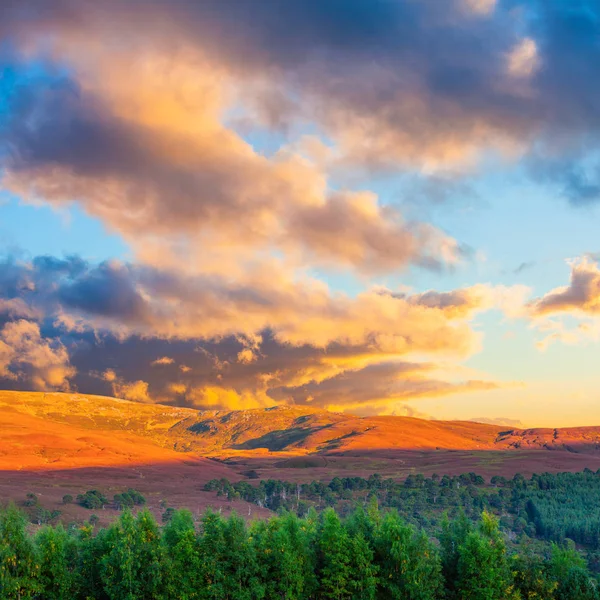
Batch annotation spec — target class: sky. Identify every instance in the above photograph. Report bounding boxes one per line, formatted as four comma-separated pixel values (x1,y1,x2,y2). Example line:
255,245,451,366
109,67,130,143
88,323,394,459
1,0,600,427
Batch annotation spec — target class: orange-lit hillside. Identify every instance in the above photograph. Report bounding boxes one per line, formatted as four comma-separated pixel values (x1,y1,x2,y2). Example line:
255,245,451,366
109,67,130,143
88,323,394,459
4,391,600,462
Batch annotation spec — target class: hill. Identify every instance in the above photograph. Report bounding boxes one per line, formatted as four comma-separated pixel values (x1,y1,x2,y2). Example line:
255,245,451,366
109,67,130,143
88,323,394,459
4,390,600,523
3,390,600,468
5,390,600,460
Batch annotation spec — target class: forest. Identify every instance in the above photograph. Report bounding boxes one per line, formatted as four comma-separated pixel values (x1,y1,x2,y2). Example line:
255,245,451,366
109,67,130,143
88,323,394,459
4,469,600,598
1,497,599,599
205,469,600,553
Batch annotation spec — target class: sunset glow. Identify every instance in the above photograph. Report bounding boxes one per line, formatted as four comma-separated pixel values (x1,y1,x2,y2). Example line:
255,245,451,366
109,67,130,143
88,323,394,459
2,1,600,427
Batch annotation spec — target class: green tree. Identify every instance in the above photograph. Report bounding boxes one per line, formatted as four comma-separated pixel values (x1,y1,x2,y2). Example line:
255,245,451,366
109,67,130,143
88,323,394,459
162,509,202,600
198,510,227,599
77,523,108,600
36,524,81,599
252,513,316,599
374,511,442,600
550,544,599,600
455,512,517,600
439,509,472,597
220,512,264,599
0,504,40,599
100,509,164,600
316,508,376,599
511,545,558,600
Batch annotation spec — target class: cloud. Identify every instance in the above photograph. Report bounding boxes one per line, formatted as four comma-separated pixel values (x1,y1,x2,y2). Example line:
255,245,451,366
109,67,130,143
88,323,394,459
4,0,595,414
112,379,152,403
101,367,151,402
268,361,500,413
0,255,491,352
469,416,523,428
512,261,536,275
0,44,460,277
461,0,497,17
1,0,600,287
0,319,75,390
151,356,175,366
506,38,539,78
530,257,600,316
526,257,600,349
0,254,521,411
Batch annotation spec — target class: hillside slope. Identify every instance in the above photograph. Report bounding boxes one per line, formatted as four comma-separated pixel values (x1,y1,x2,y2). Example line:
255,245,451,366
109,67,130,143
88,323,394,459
3,391,600,461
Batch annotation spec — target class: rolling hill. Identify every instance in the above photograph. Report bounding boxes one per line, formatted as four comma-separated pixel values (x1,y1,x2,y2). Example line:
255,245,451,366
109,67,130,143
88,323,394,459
3,390,600,462
4,390,600,522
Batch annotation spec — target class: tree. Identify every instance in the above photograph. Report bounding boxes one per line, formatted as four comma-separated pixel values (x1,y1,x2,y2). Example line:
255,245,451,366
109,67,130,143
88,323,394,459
439,509,472,597
162,510,202,600
100,509,165,600
550,544,599,600
316,508,376,599
374,511,442,600
0,504,40,599
77,490,108,510
511,544,558,600
197,510,229,599
348,531,377,600
36,524,81,599
77,523,107,600
62,495,73,505
220,512,264,599
454,512,517,600
252,513,316,599
557,567,599,600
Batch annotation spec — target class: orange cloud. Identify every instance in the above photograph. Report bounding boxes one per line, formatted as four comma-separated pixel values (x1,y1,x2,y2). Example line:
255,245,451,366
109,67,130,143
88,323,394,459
152,356,175,366
530,257,600,316
526,257,600,349
0,320,75,390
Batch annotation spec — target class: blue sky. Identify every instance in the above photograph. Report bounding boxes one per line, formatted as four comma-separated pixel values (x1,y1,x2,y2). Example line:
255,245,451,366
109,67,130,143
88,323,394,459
2,0,600,426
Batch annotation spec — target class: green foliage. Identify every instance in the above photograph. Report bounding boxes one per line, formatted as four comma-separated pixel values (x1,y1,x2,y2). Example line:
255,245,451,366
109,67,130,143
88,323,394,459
162,510,202,599
62,494,73,505
454,512,517,600
374,511,442,599
99,509,165,600
316,508,377,599
1,475,599,600
550,544,600,600
36,524,80,599
204,469,600,559
162,507,176,523
77,490,108,510
252,514,316,600
511,543,559,599
0,503,40,599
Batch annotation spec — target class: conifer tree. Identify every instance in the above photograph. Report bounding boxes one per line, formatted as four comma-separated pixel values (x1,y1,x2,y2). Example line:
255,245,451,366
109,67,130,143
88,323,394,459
252,516,309,599
439,509,472,598
198,510,227,599
220,512,264,599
